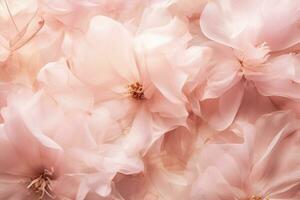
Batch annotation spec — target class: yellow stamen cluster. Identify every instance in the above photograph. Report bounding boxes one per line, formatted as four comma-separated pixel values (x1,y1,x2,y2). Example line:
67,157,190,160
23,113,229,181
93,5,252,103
128,82,145,100
250,195,269,200
27,169,55,200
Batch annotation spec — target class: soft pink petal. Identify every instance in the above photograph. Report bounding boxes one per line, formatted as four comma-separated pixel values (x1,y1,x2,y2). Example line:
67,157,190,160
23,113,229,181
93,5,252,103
200,81,244,131
71,16,139,86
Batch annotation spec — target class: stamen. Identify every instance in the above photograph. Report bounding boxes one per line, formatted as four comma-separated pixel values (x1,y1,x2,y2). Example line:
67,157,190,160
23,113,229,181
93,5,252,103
27,168,55,200
249,195,269,200
128,82,145,100
4,0,20,32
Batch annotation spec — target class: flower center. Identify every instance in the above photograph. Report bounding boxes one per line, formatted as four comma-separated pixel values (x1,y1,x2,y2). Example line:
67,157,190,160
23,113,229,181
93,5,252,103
128,82,145,100
249,195,269,200
27,168,55,200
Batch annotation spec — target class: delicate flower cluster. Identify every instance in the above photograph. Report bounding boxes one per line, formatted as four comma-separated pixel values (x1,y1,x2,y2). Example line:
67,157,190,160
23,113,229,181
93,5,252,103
0,0,300,199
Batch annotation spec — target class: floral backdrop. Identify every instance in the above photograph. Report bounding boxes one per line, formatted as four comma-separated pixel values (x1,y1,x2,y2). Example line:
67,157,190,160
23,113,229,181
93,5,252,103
0,0,299,199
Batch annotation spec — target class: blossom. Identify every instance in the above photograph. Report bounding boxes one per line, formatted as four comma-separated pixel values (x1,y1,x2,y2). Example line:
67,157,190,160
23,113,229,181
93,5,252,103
38,8,191,157
188,0,300,130
0,89,143,199
190,111,300,200
0,0,300,199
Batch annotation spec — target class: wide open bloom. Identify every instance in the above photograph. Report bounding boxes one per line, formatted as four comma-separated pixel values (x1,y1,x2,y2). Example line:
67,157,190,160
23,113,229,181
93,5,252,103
189,0,300,130
0,94,77,200
190,111,300,200
0,88,143,199
38,8,192,157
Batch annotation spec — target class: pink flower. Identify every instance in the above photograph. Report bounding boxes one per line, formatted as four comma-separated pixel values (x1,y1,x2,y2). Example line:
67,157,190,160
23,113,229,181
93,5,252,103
38,9,191,156
0,98,69,199
188,0,300,130
1,0,300,199
190,111,300,200
0,89,141,199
